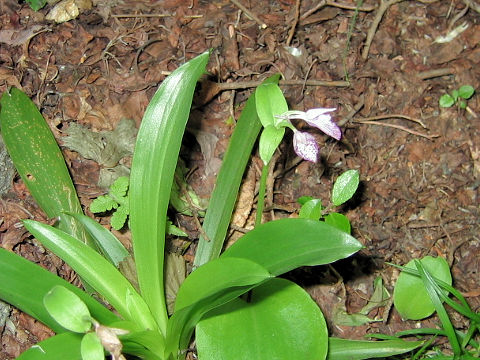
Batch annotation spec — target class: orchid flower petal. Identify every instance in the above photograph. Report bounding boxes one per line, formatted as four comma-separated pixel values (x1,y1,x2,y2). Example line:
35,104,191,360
304,108,341,140
293,131,319,163
275,108,342,140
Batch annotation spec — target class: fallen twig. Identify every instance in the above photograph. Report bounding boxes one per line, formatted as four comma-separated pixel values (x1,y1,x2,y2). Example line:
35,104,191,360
229,0,267,28
217,78,349,90
417,68,454,80
112,13,172,18
286,0,301,46
353,120,438,140
353,114,427,128
301,0,375,20
362,0,405,60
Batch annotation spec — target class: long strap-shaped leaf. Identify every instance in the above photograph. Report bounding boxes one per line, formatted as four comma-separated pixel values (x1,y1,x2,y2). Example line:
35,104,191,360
129,51,210,335
193,91,262,267
0,248,118,333
0,88,91,246
16,332,83,360
327,337,423,360
22,220,158,333
222,218,363,276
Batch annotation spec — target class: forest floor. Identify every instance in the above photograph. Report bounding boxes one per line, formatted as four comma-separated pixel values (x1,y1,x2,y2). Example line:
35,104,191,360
0,0,479,358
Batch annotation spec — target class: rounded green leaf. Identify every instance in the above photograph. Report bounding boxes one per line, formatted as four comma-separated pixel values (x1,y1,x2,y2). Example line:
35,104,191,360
393,256,452,320
259,125,285,165
255,82,288,128
324,212,351,234
81,332,104,360
43,286,92,333
439,94,454,107
458,85,474,99
196,278,328,360
299,198,323,220
331,169,359,206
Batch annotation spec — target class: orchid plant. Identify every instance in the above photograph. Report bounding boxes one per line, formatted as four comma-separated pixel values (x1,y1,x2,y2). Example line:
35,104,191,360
0,53,423,360
248,75,342,228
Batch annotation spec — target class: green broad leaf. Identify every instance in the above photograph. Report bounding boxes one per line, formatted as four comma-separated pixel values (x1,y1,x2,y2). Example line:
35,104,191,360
129,51,210,335
43,286,92,333
259,125,285,165
324,212,351,234
439,94,455,108
451,89,459,102
0,88,91,246
165,257,272,358
90,195,118,213
331,169,359,206
299,198,323,220
64,212,129,267
111,206,128,230
81,333,104,360
196,278,328,360
17,332,83,360
458,85,475,99
393,256,452,320
22,220,157,332
327,337,423,360
0,248,118,333
193,89,262,267
174,257,272,312
255,77,287,128
25,0,47,11
110,176,129,197
459,100,468,109
297,195,314,205
222,218,363,276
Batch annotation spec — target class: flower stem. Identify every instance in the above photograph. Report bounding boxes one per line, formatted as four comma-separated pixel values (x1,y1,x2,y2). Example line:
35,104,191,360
255,162,269,227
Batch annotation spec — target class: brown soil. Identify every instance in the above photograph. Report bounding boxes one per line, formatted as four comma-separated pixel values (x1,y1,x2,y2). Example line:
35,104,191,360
0,0,479,358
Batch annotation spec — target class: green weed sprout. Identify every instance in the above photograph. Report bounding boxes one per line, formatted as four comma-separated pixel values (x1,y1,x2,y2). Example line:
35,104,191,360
439,85,475,109
298,169,360,234
90,175,187,236
90,176,130,231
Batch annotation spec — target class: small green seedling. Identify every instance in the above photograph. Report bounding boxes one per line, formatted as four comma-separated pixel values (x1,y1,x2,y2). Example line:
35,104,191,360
90,176,187,236
439,85,475,109
298,169,360,234
90,176,129,231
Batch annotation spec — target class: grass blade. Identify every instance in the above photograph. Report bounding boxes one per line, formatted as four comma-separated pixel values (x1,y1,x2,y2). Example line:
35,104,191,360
415,260,462,357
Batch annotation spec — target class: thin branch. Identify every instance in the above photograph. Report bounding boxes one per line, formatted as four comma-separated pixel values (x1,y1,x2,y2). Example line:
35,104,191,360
112,13,172,18
215,79,349,91
229,0,267,28
353,120,438,140
417,68,454,80
362,0,405,60
300,0,375,21
353,114,427,128
286,0,301,46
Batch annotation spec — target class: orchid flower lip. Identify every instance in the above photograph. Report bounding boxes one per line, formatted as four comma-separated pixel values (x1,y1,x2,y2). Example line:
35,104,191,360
293,130,319,163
